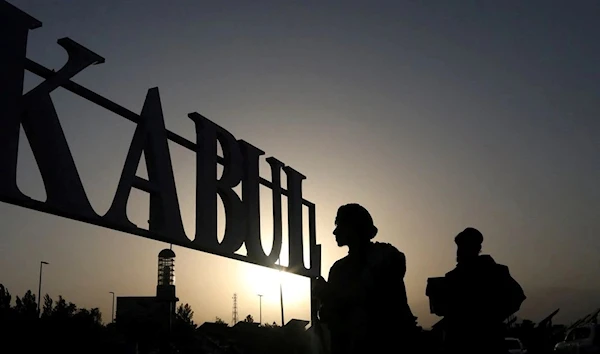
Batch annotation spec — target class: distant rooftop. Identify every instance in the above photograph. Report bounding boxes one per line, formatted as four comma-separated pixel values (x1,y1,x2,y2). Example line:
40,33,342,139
283,319,310,331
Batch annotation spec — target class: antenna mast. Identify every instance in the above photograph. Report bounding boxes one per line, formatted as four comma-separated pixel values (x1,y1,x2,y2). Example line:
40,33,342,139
232,293,238,325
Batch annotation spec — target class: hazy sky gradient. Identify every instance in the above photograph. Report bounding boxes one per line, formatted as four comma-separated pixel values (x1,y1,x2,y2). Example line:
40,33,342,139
1,0,599,328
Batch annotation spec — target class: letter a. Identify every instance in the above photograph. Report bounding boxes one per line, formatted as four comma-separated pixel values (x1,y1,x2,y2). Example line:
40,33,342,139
104,88,187,243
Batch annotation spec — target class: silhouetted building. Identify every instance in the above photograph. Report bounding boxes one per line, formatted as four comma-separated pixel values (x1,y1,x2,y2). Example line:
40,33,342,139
116,248,179,352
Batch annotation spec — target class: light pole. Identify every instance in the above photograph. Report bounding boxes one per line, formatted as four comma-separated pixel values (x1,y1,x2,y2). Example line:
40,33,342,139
109,292,115,323
279,281,284,326
37,261,49,317
277,258,285,326
257,294,263,325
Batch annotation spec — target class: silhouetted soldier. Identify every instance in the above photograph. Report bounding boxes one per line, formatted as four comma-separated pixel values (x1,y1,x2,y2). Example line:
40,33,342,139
442,228,526,354
312,203,417,354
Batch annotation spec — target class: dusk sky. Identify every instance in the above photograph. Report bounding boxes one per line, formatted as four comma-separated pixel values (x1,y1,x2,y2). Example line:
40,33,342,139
1,0,599,328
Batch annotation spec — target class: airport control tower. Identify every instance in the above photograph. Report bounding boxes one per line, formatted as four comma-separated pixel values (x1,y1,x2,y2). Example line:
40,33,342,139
156,248,177,301
116,247,180,343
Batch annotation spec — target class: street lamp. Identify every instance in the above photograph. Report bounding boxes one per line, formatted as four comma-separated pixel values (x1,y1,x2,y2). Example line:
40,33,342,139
37,261,49,317
109,292,115,323
258,294,263,325
277,258,285,326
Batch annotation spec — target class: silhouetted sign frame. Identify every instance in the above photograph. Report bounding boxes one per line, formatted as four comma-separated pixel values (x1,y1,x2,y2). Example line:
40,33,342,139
0,1,321,282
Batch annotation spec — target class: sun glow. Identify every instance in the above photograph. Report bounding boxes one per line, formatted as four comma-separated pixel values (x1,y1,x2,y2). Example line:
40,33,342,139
242,262,311,308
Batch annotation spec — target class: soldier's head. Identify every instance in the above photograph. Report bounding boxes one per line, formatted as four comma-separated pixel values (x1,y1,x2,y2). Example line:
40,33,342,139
455,227,483,263
333,204,378,247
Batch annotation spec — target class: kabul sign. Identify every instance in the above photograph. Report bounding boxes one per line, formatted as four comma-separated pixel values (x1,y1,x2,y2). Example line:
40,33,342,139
0,1,322,280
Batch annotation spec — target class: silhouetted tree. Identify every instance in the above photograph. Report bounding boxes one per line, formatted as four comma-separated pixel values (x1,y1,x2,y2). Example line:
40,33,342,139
41,294,53,318
0,283,228,354
15,290,37,319
0,285,14,326
173,303,199,353
243,314,254,323
90,307,102,324
52,295,77,319
0,286,111,353
73,307,103,326
176,303,195,327
215,317,228,325
0,284,11,310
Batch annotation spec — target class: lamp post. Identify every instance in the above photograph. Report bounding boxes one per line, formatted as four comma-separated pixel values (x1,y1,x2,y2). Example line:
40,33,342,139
258,294,263,325
37,261,49,317
279,281,284,326
277,258,285,326
109,291,115,323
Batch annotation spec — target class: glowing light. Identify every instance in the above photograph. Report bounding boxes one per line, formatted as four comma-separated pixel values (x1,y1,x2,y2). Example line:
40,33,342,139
243,263,309,307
